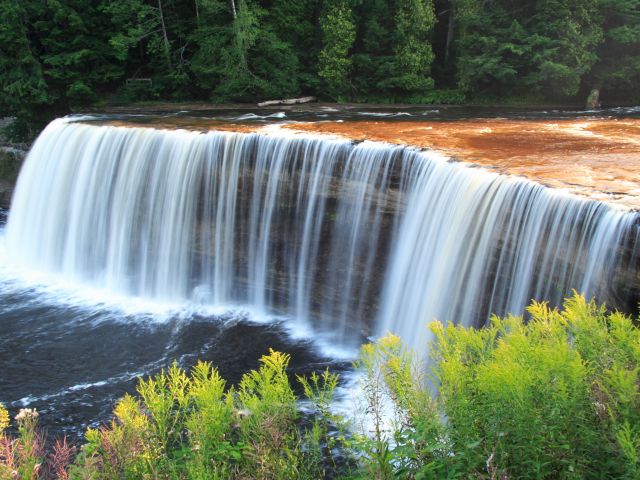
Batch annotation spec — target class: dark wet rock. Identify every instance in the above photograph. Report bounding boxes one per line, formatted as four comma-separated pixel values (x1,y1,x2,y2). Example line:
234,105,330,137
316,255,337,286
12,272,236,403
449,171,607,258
0,147,26,209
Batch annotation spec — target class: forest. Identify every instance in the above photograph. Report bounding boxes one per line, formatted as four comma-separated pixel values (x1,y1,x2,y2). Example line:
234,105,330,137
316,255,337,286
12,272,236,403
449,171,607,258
0,0,640,135
0,0,639,137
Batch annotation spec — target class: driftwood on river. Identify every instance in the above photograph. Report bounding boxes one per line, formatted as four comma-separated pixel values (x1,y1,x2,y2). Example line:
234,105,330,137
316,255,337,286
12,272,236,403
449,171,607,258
257,96,316,107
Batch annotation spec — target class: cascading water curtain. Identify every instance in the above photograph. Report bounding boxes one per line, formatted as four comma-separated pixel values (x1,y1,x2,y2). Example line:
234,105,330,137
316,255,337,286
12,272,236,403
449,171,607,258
7,118,639,354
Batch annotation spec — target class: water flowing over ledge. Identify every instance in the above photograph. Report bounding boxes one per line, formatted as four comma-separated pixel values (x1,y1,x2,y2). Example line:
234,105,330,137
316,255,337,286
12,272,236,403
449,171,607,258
6,118,639,354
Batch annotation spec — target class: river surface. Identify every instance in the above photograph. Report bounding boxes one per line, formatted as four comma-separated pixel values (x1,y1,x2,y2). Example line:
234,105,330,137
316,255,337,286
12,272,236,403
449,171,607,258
0,275,348,439
1,105,638,440
0,216,348,439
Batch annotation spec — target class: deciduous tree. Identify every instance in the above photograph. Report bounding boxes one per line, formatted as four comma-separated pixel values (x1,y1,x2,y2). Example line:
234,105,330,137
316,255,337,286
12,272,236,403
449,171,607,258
318,0,356,100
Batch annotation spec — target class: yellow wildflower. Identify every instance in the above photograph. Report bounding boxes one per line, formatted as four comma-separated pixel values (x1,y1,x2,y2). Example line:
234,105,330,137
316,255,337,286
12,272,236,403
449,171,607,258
0,403,9,432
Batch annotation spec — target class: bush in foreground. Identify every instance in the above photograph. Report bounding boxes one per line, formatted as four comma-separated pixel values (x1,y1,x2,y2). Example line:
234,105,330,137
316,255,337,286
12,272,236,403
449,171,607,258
68,351,345,479
356,294,640,479
0,293,638,479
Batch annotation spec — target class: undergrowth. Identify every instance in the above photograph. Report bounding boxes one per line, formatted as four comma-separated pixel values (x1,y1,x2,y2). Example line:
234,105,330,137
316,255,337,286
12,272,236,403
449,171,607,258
353,294,640,479
0,293,637,479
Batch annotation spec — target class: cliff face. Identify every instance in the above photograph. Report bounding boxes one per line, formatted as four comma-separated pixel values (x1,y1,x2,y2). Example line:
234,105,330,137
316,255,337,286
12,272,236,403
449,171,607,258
0,118,28,209
0,147,26,209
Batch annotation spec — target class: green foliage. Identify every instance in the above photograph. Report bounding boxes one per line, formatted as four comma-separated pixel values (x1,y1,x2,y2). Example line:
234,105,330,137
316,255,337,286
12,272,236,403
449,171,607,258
352,333,443,479
0,2,50,139
352,0,437,102
32,0,124,105
405,89,466,105
588,0,640,102
190,0,300,102
269,0,321,92
0,408,46,479
71,350,346,479
2,0,638,130
0,294,638,478
0,404,8,434
351,293,640,479
103,0,158,63
377,0,436,96
318,0,356,100
455,0,602,98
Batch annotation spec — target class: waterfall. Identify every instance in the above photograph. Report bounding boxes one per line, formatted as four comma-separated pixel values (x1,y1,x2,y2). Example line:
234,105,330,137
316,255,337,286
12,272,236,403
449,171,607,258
377,161,639,350
6,118,639,354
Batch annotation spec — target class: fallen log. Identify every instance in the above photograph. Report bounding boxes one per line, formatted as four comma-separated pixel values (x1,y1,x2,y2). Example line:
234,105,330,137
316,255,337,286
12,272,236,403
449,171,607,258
257,96,316,107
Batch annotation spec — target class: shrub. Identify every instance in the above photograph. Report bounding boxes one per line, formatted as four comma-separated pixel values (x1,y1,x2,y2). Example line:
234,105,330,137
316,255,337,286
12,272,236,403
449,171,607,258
353,293,640,479
71,351,346,479
405,89,466,105
0,406,77,479
351,333,444,480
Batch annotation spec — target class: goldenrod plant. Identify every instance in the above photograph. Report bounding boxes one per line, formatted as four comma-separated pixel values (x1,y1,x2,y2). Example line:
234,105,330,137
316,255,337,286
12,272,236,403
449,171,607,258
0,405,8,434
69,349,346,480
353,293,640,479
0,407,46,480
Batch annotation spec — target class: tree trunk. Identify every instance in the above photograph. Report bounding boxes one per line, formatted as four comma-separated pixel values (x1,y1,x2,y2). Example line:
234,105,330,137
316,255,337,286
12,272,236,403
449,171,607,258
157,0,173,70
230,0,237,19
445,0,455,65
257,96,317,107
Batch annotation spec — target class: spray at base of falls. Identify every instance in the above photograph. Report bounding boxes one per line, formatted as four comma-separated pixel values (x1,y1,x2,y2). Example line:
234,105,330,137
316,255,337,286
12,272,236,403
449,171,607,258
6,118,639,355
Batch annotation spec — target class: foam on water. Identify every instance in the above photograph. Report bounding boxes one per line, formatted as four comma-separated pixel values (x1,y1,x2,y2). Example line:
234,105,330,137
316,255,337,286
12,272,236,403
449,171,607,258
0,229,356,361
234,111,287,120
356,111,413,117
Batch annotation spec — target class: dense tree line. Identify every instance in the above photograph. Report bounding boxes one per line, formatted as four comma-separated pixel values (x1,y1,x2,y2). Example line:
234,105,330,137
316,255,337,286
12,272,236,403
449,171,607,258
0,0,638,136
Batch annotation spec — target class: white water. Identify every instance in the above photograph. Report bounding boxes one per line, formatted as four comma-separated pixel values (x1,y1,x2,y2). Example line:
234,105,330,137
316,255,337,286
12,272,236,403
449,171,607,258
377,161,638,350
6,118,639,354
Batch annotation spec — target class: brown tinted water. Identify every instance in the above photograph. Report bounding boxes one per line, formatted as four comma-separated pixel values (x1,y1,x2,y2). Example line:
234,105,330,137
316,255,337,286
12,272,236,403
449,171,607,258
285,119,640,209
95,113,640,209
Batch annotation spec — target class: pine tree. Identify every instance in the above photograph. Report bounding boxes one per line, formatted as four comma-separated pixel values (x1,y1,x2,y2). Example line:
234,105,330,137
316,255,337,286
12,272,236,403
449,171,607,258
524,0,602,97
191,0,299,101
455,0,601,98
0,1,49,138
269,0,321,92
379,0,436,98
590,0,640,102
32,0,123,107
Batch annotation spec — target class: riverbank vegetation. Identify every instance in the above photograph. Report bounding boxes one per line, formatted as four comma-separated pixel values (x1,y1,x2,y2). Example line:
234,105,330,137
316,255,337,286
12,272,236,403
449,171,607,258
1,0,639,138
0,293,638,479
